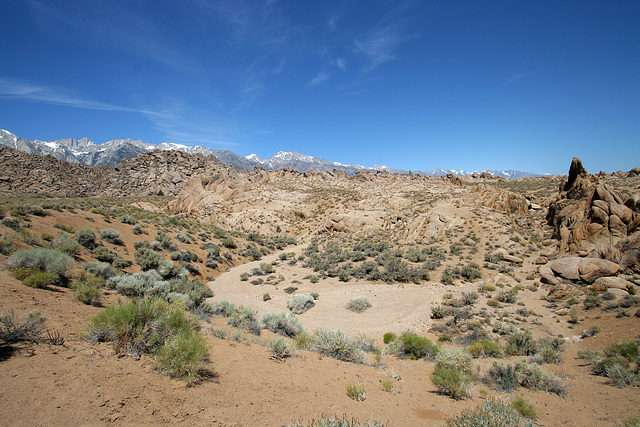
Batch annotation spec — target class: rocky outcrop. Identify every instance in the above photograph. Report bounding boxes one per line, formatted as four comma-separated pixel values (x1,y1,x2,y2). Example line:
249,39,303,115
543,256,621,284
470,184,530,214
546,157,640,254
0,147,227,197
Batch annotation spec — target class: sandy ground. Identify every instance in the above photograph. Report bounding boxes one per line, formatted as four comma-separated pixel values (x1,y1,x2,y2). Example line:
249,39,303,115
1,199,639,426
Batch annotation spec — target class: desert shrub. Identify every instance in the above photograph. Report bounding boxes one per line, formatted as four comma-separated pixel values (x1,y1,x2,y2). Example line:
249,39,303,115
170,276,213,307
22,271,60,288
0,237,16,255
210,301,238,317
7,248,75,276
18,228,41,246
108,271,170,299
269,338,294,360
461,291,479,306
93,245,117,263
461,264,482,281
73,282,104,306
260,262,274,274
261,311,304,338
468,339,503,358
155,233,179,251
506,330,536,356
82,261,117,279
2,216,21,231
156,259,185,279
383,332,397,344
515,360,567,396
311,329,365,363
286,416,386,427
84,298,210,382
431,367,472,400
447,399,525,427
346,383,366,401
293,331,313,350
118,215,137,225
604,340,639,361
485,362,519,392
175,233,191,244
100,228,123,245
226,307,261,335
113,258,133,270
431,304,451,319
511,396,537,420
132,224,144,235
287,294,315,314
399,332,440,360
221,237,236,249
435,348,473,373
54,222,74,233
345,296,372,313
0,309,46,343
135,247,162,271
496,290,518,304
239,272,249,281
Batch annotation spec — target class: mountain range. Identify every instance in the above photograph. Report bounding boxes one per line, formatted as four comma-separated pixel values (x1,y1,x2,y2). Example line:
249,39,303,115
0,129,547,178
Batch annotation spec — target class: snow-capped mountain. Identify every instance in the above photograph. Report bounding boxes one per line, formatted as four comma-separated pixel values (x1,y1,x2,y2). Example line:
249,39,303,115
0,129,547,178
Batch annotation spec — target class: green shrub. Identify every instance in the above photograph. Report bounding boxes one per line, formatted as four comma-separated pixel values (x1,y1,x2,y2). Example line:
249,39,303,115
84,298,211,383
50,233,83,256
511,396,537,419
311,329,365,363
93,246,117,263
100,228,123,245
447,399,525,427
135,247,162,271
345,296,372,313
118,215,137,225
287,294,316,314
108,271,170,299
468,339,503,358
175,233,191,244
22,271,60,288
261,311,304,338
399,332,440,360
154,328,210,383
54,222,74,233
604,340,639,361
0,237,16,255
269,338,294,360
431,367,472,400
7,248,75,276
506,330,536,356
346,383,366,401
383,332,397,344
19,228,41,245
73,283,103,306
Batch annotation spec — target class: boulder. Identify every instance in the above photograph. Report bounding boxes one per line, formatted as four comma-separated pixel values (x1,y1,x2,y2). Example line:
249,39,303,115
591,276,633,291
578,258,621,283
538,264,560,285
610,203,633,224
549,257,581,281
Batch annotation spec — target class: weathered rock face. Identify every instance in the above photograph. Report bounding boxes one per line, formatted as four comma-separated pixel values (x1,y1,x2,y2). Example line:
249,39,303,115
0,147,227,197
545,256,621,283
470,184,530,214
546,157,640,255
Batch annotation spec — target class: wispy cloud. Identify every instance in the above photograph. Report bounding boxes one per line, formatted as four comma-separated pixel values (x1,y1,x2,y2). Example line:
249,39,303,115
507,70,538,83
0,77,139,112
0,76,240,148
334,58,347,70
354,26,415,72
309,71,331,86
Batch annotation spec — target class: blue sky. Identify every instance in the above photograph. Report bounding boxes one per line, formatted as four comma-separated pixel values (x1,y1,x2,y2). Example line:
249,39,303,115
1,0,638,174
